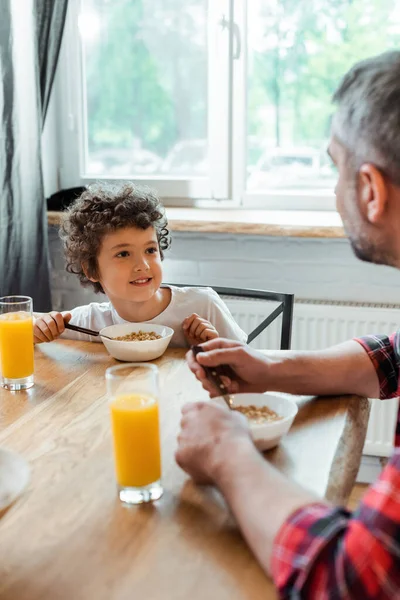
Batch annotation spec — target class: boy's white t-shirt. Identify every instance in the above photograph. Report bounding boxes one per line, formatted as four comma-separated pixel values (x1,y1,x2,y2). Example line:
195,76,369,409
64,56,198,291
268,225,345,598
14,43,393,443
61,285,247,347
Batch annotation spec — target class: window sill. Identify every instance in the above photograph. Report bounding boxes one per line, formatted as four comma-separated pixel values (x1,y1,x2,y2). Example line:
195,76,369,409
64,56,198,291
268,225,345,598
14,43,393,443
47,208,345,239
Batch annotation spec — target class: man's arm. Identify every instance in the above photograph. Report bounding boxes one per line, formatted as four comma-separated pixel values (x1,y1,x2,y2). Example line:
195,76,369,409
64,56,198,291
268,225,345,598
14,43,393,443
219,444,400,598
211,435,320,575
189,338,381,399
176,402,400,599
176,402,320,574
264,339,380,398
181,331,400,597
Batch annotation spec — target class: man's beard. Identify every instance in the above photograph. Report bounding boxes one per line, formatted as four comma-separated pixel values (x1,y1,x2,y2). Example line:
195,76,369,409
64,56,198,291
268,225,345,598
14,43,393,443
349,235,375,263
348,232,394,267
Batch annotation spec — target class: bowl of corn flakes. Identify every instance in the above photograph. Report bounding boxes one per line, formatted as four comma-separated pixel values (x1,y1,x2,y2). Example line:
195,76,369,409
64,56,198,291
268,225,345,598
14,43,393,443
100,323,174,362
211,392,298,451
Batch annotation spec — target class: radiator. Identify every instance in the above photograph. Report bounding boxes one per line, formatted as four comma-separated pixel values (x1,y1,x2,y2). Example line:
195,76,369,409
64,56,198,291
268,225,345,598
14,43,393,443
225,299,400,457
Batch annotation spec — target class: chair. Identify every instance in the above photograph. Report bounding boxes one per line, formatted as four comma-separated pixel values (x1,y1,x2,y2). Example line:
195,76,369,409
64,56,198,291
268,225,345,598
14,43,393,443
164,283,294,350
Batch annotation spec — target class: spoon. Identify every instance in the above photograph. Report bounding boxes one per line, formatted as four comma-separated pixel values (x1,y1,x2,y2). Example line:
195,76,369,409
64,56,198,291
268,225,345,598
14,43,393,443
65,322,114,340
191,345,235,409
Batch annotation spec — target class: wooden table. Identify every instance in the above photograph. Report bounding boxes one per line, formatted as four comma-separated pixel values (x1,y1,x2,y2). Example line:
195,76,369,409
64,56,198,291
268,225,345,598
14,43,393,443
0,342,370,600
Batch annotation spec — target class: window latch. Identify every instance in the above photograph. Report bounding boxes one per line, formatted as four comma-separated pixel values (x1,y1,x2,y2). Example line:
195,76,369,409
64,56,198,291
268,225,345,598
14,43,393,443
219,15,241,60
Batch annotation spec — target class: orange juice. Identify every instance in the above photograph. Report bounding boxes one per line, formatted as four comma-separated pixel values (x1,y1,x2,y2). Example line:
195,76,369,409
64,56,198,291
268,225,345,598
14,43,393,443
110,393,161,488
0,312,34,379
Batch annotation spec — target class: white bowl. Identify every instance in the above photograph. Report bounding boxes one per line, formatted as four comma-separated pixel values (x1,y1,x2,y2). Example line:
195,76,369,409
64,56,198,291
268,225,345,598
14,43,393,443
211,392,298,451
100,323,174,362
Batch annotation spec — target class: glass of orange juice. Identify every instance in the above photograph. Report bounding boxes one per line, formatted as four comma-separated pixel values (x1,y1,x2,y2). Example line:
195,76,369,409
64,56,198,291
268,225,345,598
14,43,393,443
0,296,34,391
106,363,163,505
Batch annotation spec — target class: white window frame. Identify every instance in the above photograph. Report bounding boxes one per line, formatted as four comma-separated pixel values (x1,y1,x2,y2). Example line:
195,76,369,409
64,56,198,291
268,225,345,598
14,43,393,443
55,0,337,211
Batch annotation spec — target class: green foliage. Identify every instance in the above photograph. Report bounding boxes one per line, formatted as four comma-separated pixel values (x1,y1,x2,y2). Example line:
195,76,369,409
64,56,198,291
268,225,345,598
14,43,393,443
249,0,400,148
84,0,206,156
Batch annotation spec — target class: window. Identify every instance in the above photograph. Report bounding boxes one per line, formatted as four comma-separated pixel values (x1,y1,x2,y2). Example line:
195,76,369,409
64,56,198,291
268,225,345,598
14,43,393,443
243,0,400,208
56,0,400,209
58,0,230,201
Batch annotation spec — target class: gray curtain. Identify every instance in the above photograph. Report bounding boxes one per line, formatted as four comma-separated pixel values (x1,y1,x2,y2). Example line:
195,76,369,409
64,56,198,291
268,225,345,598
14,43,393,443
0,0,68,311
37,0,69,125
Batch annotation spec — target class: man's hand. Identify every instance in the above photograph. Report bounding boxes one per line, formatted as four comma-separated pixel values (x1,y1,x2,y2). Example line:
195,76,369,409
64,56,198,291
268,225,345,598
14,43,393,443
186,338,270,396
182,313,219,346
33,311,72,344
175,400,319,581
175,401,252,484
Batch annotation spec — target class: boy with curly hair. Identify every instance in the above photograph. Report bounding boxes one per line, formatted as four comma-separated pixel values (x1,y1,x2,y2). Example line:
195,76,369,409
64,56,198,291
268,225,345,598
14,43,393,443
34,183,246,347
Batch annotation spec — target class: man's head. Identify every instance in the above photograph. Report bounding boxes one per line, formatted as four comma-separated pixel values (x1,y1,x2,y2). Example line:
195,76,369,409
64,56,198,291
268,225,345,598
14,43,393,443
330,50,400,267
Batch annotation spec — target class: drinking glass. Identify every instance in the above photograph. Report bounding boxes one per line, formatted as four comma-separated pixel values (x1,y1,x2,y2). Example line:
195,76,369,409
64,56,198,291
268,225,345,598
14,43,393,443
0,296,34,390
106,363,163,504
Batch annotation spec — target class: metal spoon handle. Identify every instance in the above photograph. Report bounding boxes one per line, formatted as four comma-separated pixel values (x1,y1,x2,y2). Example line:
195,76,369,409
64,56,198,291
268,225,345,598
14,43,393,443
64,322,113,340
65,322,100,336
191,345,235,409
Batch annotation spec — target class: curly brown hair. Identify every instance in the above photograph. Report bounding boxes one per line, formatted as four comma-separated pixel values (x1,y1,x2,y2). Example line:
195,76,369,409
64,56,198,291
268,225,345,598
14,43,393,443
60,182,170,294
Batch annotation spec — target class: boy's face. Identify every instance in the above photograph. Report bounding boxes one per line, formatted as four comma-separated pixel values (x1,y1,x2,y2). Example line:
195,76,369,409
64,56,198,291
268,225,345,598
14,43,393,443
91,226,163,303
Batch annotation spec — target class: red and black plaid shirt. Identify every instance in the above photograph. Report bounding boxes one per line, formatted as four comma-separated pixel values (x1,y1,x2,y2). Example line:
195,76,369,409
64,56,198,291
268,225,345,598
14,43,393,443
271,334,400,599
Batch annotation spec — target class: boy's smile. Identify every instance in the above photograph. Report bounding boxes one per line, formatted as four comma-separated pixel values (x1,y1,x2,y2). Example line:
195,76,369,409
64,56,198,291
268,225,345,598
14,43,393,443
88,226,171,321
130,276,153,287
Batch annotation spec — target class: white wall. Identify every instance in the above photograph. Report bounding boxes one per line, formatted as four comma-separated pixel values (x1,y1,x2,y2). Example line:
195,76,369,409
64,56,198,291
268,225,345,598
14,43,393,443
49,226,400,310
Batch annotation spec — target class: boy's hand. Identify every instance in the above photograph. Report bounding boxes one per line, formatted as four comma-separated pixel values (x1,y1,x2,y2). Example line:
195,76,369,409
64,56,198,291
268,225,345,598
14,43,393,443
182,313,219,346
33,312,72,344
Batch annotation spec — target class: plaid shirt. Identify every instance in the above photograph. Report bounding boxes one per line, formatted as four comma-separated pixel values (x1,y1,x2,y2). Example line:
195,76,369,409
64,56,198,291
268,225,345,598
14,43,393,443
271,334,400,599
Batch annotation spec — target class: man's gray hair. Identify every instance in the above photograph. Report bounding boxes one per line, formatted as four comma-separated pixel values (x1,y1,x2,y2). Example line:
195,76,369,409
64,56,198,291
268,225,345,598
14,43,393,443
332,50,400,184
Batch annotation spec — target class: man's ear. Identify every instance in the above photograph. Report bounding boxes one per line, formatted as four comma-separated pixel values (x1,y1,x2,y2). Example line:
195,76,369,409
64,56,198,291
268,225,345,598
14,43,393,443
358,163,388,224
